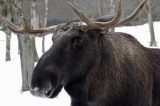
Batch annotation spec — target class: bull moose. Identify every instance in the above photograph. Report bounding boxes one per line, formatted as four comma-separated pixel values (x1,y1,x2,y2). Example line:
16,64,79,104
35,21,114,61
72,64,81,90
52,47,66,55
1,0,160,106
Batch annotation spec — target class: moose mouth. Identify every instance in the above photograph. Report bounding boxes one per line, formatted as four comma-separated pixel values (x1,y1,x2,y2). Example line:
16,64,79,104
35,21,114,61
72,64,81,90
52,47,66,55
30,84,63,98
30,86,54,98
44,87,55,98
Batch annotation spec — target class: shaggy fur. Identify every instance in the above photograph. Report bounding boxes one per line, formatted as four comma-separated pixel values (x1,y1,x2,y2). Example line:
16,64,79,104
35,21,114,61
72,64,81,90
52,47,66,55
30,19,160,106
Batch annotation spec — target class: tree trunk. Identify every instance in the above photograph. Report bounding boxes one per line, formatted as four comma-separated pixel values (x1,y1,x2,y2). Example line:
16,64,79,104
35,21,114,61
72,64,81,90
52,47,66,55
30,0,39,61
31,37,39,61
5,13,12,61
17,36,34,91
5,29,11,61
97,0,102,16
14,0,35,91
42,36,45,53
0,0,12,61
42,0,48,53
147,0,156,46
110,0,116,32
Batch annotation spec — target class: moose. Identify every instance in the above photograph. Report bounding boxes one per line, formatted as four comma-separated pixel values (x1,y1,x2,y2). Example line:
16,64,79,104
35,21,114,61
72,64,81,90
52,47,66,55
1,0,160,106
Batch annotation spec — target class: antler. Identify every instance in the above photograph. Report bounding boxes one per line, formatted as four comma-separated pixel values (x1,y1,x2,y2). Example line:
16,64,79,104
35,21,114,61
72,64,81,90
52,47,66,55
117,0,147,26
0,16,57,37
0,0,147,36
67,0,147,29
67,0,122,29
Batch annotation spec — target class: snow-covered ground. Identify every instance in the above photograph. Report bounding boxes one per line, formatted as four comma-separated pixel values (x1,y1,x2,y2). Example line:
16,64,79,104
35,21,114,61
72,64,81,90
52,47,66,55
0,22,159,106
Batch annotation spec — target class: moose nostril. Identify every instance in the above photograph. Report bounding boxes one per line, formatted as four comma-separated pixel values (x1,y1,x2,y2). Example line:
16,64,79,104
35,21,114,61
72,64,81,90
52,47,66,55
45,90,49,95
30,87,52,98
33,87,39,92
33,87,39,93
30,87,40,96
45,88,52,97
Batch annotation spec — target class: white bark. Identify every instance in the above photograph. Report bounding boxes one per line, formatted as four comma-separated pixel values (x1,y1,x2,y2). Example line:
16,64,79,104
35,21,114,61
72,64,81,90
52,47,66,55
15,1,34,91
18,35,34,91
42,0,48,53
14,0,36,91
147,0,156,46
97,0,102,16
2,1,12,61
31,0,39,30
5,29,11,61
30,0,39,61
110,0,115,32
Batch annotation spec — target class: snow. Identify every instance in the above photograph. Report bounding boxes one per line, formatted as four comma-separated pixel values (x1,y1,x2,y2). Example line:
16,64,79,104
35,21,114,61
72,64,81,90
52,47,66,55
116,22,160,47
0,22,160,106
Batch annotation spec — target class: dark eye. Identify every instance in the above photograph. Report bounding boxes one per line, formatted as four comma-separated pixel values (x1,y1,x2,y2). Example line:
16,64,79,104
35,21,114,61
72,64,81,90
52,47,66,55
63,27,69,31
71,36,83,49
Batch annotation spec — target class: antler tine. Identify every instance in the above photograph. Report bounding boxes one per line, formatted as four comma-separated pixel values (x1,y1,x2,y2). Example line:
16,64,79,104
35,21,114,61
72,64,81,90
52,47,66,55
7,25,57,37
117,0,147,26
67,0,122,29
0,17,19,29
0,16,57,37
67,0,93,27
68,0,147,29
95,0,122,28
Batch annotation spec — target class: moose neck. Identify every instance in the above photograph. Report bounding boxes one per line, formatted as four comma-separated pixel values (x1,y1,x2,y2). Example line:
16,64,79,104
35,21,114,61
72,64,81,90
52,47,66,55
86,33,126,102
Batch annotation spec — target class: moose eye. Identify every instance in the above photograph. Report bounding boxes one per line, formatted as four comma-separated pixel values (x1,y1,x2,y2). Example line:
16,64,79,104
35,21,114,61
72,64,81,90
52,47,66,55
71,36,83,49
62,27,69,31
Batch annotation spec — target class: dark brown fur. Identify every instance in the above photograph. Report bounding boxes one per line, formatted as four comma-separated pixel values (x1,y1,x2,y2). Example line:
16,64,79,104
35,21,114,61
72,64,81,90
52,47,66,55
86,32,154,106
30,19,160,106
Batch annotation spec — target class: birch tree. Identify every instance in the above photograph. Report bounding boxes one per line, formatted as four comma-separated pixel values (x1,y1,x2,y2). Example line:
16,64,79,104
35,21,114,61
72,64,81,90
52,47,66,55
11,0,38,91
42,0,48,53
13,0,34,91
110,0,116,32
5,23,11,61
30,0,39,61
4,1,12,61
0,0,12,61
147,0,156,46
97,0,102,16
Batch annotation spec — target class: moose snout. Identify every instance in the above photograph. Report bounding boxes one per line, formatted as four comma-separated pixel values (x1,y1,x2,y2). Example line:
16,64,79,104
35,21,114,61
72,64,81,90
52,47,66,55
30,87,52,98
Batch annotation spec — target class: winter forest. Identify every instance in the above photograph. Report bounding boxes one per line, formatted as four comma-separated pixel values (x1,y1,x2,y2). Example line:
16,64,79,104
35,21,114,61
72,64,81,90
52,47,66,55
0,0,160,106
